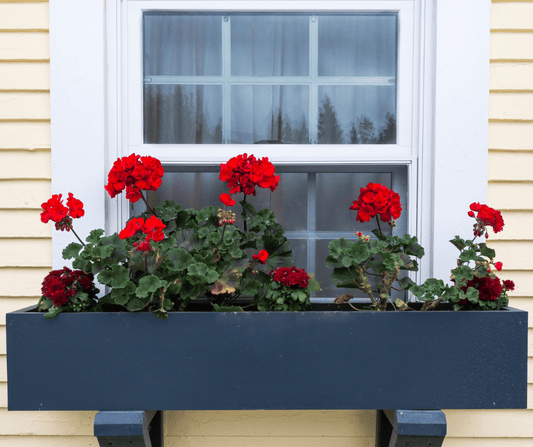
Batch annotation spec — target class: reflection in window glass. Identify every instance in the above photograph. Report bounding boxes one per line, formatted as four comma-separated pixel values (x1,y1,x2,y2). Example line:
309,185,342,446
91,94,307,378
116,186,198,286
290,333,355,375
142,12,398,145
231,85,309,144
144,85,223,144
231,15,309,76
318,15,397,77
318,86,396,144
144,13,222,76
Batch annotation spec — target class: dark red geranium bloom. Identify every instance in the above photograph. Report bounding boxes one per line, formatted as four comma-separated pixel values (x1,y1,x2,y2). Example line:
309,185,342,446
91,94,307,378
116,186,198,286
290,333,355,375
252,249,269,264
461,276,502,302
503,279,515,291
349,183,402,223
468,202,504,236
41,267,95,307
105,154,164,203
270,266,310,289
119,216,166,251
219,153,280,196
219,193,236,207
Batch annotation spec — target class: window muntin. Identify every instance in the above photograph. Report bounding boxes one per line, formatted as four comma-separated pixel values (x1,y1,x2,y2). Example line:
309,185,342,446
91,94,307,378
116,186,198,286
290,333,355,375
142,12,398,145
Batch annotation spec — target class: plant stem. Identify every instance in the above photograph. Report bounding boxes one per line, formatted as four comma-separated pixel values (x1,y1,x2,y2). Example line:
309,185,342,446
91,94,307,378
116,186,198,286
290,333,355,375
144,252,148,273
140,190,157,216
242,195,248,233
375,216,383,240
71,228,86,246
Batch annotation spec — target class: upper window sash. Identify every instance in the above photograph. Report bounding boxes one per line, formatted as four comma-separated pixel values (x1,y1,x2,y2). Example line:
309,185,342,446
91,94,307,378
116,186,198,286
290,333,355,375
125,1,415,164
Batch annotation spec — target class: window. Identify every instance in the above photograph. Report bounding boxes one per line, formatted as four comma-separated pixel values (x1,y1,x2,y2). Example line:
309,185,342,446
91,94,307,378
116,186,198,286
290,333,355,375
50,0,492,295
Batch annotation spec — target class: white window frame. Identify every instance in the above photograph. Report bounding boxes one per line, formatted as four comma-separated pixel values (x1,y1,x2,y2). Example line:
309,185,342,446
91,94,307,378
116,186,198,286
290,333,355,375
50,0,491,287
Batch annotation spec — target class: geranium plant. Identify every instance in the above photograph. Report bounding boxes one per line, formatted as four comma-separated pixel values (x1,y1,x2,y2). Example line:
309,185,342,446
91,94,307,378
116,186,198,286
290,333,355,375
39,153,299,318
327,182,425,310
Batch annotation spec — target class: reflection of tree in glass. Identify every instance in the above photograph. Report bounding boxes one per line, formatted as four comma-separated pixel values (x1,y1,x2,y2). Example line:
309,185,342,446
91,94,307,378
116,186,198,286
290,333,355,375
144,86,221,144
349,122,359,144
265,110,309,144
378,112,396,144
318,96,343,144
357,115,376,144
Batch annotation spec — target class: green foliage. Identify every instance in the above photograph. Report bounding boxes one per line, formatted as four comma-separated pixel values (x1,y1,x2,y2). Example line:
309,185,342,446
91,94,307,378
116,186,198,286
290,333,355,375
258,273,319,312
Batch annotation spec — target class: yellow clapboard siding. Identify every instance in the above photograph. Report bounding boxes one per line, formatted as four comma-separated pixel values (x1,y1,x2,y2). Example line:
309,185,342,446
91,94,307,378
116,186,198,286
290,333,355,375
486,240,533,269
0,409,96,436
0,3,48,30
491,3,533,30
0,327,5,355
165,410,376,437
0,150,51,179
0,298,39,324
488,151,533,182
490,63,533,91
0,62,49,90
0,384,6,408
444,409,533,437
0,92,50,119
488,122,533,149
490,33,533,60
0,238,51,267
489,92,533,120
0,268,50,296
0,122,50,148
443,439,533,447
488,182,533,209
164,437,374,447
0,32,49,60
509,297,533,327
0,180,50,208
0,210,51,237
489,211,533,241
0,356,5,382
0,437,97,447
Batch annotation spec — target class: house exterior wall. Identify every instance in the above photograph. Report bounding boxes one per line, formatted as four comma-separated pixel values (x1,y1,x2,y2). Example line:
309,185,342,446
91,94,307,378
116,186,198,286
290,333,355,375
0,0,530,445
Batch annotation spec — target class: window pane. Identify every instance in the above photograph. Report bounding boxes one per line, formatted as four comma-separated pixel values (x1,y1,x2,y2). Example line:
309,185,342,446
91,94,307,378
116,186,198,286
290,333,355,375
143,14,222,76
144,85,222,144
318,86,396,144
231,15,309,76
318,14,397,77
231,85,309,144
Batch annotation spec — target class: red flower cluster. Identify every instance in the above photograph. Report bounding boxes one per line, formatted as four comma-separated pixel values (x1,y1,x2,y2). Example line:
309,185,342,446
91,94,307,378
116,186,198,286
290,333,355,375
41,267,94,307
468,203,504,237
270,266,310,288
461,276,502,302
219,153,280,196
119,216,166,251
219,193,235,207
105,154,164,203
349,183,402,223
252,249,269,264
503,279,515,291
40,193,84,231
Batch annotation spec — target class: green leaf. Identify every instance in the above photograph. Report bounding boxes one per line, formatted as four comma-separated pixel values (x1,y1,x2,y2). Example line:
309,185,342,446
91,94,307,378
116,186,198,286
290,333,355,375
479,243,496,260
450,236,467,251
126,298,146,311
166,247,193,272
465,286,480,303
136,275,168,299
44,307,63,319
459,248,478,263
97,265,130,288
86,229,105,244
291,290,309,303
110,281,135,305
62,243,82,260
397,276,416,290
307,274,321,292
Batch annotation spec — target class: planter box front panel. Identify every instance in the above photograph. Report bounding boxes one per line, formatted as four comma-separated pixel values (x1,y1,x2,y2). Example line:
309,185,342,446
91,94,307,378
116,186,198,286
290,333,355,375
6,307,527,411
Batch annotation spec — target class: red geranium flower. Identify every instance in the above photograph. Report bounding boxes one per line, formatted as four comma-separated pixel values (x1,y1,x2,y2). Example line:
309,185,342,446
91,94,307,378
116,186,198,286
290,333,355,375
41,193,84,232
468,203,504,236
349,183,402,223
119,216,166,251
219,193,236,207
270,266,310,289
494,261,503,271
219,153,280,196
41,267,95,307
252,249,269,264
461,276,502,302
105,154,164,203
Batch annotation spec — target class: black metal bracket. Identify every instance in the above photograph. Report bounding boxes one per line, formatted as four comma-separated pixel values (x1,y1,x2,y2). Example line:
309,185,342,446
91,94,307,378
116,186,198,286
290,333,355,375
376,410,447,447
94,411,163,447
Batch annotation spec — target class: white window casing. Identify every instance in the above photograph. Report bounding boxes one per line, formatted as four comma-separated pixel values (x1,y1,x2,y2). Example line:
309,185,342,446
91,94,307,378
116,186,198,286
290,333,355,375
50,0,491,286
